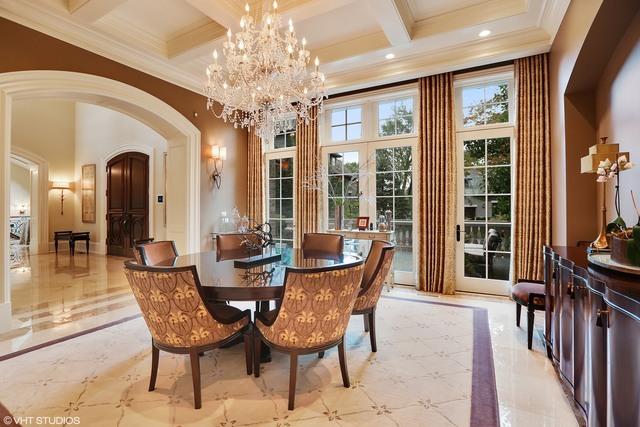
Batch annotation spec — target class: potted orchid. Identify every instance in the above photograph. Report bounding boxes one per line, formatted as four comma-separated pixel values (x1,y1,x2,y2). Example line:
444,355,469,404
596,155,633,232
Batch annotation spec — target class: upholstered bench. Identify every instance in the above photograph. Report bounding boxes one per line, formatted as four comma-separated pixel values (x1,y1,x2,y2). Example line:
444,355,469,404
511,279,546,350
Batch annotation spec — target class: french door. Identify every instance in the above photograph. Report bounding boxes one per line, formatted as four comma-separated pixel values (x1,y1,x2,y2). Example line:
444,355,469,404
455,128,514,295
322,139,417,286
265,152,295,247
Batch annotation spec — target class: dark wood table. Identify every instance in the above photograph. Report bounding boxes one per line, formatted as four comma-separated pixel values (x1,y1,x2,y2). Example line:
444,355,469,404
161,247,363,363
165,247,363,302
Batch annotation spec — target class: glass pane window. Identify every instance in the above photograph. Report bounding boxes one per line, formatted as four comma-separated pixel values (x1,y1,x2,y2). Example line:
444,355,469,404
327,151,360,229
462,137,512,280
273,121,296,149
461,82,510,128
330,106,362,142
375,146,414,272
266,156,294,247
378,97,414,137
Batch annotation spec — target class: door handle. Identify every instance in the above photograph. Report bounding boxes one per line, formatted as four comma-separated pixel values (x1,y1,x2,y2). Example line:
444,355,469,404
456,224,463,242
596,309,610,328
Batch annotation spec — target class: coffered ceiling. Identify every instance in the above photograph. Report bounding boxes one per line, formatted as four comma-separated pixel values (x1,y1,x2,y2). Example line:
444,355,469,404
0,0,569,94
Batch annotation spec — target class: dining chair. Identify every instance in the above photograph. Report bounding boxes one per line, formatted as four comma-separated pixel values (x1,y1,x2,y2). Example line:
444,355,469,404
136,240,178,266
352,240,395,352
123,260,253,409
132,237,154,264
301,233,344,258
253,260,365,410
511,278,546,350
216,233,262,261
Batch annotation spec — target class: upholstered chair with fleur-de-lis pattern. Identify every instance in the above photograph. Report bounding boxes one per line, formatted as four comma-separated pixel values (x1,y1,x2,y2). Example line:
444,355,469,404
352,240,395,352
123,260,252,409
253,260,365,410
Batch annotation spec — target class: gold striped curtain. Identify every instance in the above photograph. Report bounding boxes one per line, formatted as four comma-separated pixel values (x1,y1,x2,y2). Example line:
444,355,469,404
418,73,457,294
247,127,264,224
514,53,551,281
294,106,320,247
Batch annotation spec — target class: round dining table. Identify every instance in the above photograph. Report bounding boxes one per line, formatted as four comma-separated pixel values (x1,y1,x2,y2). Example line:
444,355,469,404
165,246,363,303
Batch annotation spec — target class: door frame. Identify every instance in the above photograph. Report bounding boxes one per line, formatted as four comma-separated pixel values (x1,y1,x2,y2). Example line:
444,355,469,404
455,127,515,296
102,145,155,255
264,150,297,247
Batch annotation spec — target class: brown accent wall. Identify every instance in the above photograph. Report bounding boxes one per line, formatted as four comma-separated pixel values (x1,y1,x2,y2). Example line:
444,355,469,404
596,9,640,226
549,0,639,246
0,18,248,249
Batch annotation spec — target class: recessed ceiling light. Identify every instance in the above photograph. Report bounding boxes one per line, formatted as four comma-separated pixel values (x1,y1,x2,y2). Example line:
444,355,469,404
478,29,491,37
385,53,395,60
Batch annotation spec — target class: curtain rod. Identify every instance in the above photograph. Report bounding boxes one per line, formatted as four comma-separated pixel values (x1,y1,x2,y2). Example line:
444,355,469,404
327,59,515,100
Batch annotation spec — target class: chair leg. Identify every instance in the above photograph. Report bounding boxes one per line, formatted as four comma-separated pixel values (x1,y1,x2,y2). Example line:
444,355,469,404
288,353,298,410
189,349,202,409
149,344,159,391
369,309,377,353
527,306,535,350
338,341,350,388
318,351,325,358
243,331,253,376
516,303,522,327
363,313,370,332
253,332,262,378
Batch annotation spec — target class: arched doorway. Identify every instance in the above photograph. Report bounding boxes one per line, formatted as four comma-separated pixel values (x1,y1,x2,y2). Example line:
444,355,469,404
0,70,202,332
106,152,149,257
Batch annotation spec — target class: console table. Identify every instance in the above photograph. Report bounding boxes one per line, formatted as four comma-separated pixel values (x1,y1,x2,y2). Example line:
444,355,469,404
544,246,640,426
54,231,91,255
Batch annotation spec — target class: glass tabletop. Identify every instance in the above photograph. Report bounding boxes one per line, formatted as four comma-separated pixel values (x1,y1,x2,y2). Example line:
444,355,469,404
162,247,363,301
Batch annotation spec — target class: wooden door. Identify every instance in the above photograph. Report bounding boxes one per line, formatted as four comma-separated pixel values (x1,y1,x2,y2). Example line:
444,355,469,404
106,152,149,257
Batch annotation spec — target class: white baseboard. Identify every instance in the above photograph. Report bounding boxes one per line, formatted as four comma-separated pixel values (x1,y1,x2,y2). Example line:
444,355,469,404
0,302,12,333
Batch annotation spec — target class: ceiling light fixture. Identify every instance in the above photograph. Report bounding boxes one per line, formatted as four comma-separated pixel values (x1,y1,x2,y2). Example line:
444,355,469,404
385,53,395,60
204,1,326,143
478,29,492,37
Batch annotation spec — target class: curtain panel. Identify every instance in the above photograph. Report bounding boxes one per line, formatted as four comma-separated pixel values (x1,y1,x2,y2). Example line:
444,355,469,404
294,106,320,247
247,127,264,224
514,53,551,281
417,73,457,294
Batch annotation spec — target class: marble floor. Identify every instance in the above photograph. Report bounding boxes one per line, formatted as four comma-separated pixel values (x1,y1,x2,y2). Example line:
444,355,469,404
1,252,579,426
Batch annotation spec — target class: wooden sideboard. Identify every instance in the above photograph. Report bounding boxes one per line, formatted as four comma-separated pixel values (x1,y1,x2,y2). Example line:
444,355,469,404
544,246,640,427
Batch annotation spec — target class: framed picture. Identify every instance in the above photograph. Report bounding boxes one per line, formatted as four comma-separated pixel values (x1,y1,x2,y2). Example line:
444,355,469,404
81,164,96,223
356,216,369,231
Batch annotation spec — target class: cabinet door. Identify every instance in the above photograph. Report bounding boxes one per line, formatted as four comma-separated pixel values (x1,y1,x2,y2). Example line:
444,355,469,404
607,304,640,426
587,282,607,427
573,268,589,417
558,258,574,385
552,254,561,362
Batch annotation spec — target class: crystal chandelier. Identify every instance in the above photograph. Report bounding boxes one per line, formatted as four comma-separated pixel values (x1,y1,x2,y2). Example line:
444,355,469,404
204,1,326,143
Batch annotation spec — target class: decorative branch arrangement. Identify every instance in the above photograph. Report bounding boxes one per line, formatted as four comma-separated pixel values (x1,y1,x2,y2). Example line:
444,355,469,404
240,222,275,252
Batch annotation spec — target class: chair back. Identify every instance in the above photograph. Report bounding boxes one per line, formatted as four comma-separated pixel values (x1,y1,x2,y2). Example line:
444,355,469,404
133,238,155,263
216,233,261,261
354,240,395,311
137,241,178,266
123,260,246,348
257,261,365,350
302,233,344,257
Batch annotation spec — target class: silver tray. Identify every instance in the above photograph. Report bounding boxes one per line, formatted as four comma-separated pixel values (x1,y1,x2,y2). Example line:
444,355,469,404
588,253,640,276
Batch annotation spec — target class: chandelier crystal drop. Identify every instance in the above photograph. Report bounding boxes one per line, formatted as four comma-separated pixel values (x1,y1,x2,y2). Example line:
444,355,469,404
204,1,327,143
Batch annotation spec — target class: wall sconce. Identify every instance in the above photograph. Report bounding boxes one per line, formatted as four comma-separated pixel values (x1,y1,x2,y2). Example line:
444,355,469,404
209,145,227,189
50,181,71,215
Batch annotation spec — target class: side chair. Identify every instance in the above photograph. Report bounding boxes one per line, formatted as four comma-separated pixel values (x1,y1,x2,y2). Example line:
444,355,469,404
253,260,365,410
123,260,253,409
136,240,178,266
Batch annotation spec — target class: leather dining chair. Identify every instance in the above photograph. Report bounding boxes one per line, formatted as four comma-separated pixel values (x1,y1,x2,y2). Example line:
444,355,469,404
123,260,253,409
132,237,154,264
216,233,262,261
352,240,395,352
301,233,344,258
253,260,365,410
136,240,178,266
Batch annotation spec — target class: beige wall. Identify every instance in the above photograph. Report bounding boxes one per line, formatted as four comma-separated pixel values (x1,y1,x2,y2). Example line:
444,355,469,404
549,0,602,246
74,102,168,250
11,99,76,241
9,162,30,217
596,9,640,226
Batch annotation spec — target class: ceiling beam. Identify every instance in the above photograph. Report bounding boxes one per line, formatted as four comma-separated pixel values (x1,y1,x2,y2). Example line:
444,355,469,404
367,0,414,45
184,0,242,32
67,0,127,22
167,23,226,63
